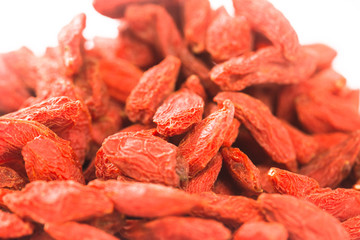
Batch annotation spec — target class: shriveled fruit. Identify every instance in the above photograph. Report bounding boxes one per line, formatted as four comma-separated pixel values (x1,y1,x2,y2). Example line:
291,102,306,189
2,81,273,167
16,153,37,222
3,180,113,223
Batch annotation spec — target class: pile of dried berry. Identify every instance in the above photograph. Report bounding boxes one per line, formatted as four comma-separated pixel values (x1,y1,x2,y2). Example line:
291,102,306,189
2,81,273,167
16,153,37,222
0,0,359,239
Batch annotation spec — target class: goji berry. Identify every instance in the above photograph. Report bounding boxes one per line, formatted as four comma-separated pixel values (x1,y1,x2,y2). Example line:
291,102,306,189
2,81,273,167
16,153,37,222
180,75,207,102
303,43,337,70
95,130,184,186
89,179,201,218
124,4,217,93
153,89,204,136
3,180,113,224
184,152,223,194
281,121,318,164
184,0,212,53
85,212,125,236
206,7,252,62
192,192,264,229
74,58,109,120
214,92,297,171
116,24,156,68
300,130,360,188
22,136,85,183
0,209,34,239
259,193,350,240
276,68,347,123
126,56,181,124
91,100,123,146
313,132,349,154
233,221,288,240
233,0,300,61
268,167,320,198
306,188,360,221
58,13,86,76
98,57,143,103
295,91,360,133
0,166,26,190
342,216,360,240
0,119,69,163
178,99,234,177
124,216,231,240
0,57,31,113
45,221,119,240
221,147,262,193
210,47,316,91
1,46,39,90
3,96,82,134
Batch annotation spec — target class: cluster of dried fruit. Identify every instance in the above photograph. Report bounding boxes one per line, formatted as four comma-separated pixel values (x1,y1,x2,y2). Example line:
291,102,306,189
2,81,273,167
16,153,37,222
0,0,359,239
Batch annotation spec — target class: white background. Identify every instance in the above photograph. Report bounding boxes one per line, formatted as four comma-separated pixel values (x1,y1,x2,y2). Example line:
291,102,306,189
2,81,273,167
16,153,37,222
0,0,359,88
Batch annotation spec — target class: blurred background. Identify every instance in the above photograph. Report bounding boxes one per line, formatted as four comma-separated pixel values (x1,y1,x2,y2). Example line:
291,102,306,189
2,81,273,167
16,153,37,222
0,0,359,88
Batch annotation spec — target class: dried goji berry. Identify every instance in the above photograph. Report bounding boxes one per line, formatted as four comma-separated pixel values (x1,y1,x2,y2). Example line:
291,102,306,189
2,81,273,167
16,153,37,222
22,136,85,183
95,130,184,186
58,13,86,76
281,121,319,164
303,43,337,70
0,57,31,113
222,118,241,147
56,108,92,165
85,212,125,236
313,132,349,154
305,188,360,222
259,193,350,240
98,57,143,103
153,89,204,136
3,180,113,224
89,179,201,218
3,96,82,134
243,84,280,113
124,4,216,93
0,166,26,190
27,60,92,165
0,119,69,163
1,47,39,90
180,75,207,102
92,0,183,19
221,147,262,193
214,92,297,171
124,4,183,57
91,100,123,146
116,24,156,68
45,222,119,240
0,209,34,239
178,99,234,177
184,152,223,194
268,167,320,198
0,188,14,208
206,7,252,62
276,68,347,123
192,192,264,229
125,56,181,124
295,91,360,133
257,164,275,193
233,221,288,240
203,103,241,147
74,58,109,120
300,130,360,188
184,0,211,53
342,216,360,240
210,47,316,91
233,0,300,61
124,216,231,240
